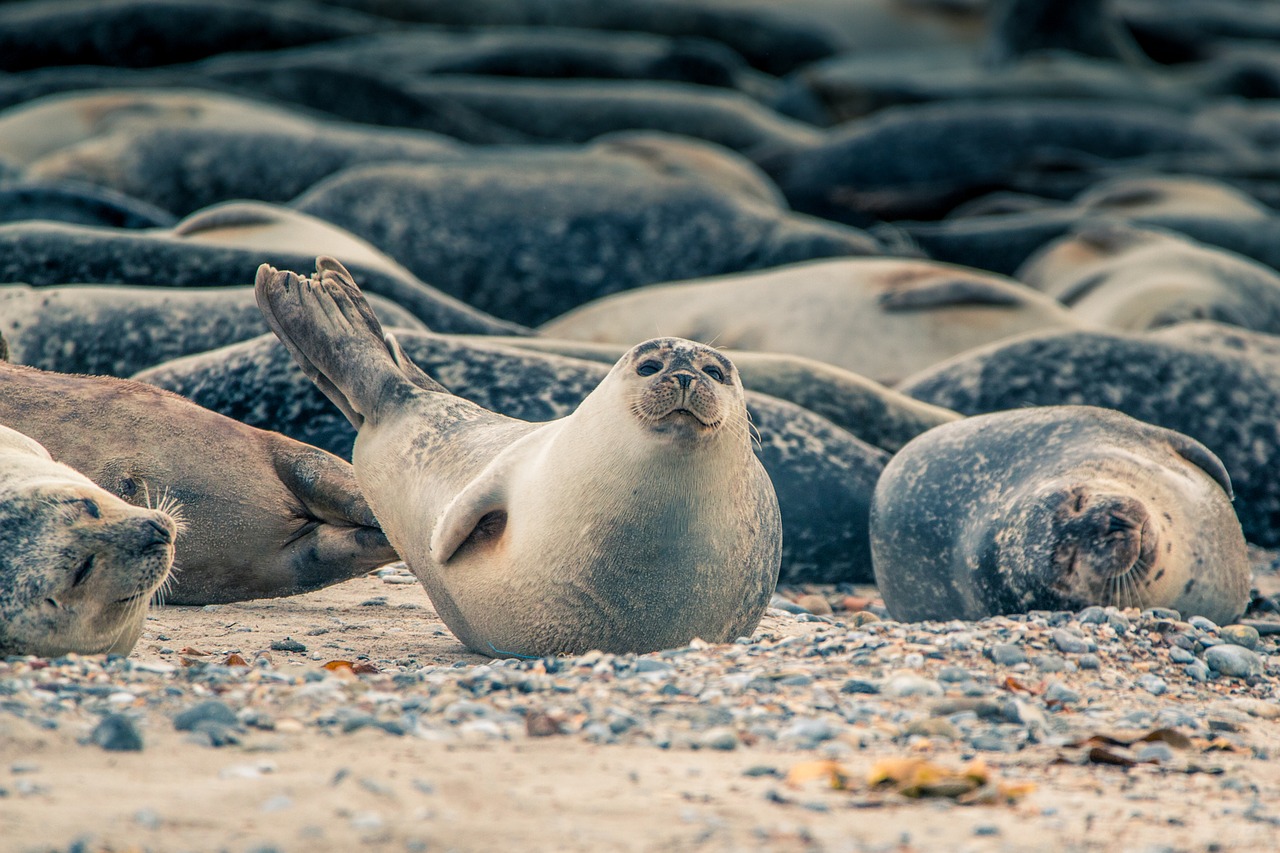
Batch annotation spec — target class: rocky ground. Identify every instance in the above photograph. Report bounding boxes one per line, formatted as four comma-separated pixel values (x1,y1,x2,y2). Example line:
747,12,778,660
5,562,1280,853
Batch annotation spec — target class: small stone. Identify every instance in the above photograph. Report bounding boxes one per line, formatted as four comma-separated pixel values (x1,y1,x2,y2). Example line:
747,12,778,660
90,714,143,752
1051,630,1088,654
700,728,739,751
1033,654,1070,673
848,612,880,627
988,644,1027,666
974,826,1000,837
1077,606,1108,624
780,718,836,749
173,701,238,732
936,666,971,683
1184,661,1211,682
768,595,807,614
1220,625,1261,651
270,638,307,653
1169,647,1196,664
1136,674,1168,696
1077,654,1101,670
1143,607,1182,621
1044,682,1080,705
794,594,832,616
1206,645,1264,678
882,675,943,698
840,678,881,695
1188,616,1218,632
904,719,957,739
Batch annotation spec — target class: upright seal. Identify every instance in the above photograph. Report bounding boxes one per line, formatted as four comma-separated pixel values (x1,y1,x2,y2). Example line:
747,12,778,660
256,257,782,657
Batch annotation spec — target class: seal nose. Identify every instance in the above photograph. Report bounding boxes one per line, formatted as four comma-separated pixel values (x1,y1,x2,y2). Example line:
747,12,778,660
673,372,694,390
140,514,176,547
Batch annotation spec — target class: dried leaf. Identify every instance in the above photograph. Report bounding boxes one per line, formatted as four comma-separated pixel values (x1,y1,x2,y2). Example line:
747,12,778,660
867,757,926,788
352,662,380,675
323,660,355,672
1001,676,1041,695
1140,728,1192,750
179,646,208,657
786,760,851,790
223,654,248,667
1202,737,1243,753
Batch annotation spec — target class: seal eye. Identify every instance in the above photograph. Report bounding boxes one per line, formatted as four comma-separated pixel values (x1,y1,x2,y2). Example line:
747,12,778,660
703,365,724,383
636,360,662,377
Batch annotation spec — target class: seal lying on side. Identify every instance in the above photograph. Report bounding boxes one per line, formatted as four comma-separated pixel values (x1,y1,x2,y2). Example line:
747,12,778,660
0,362,398,605
539,257,1081,385
0,282,424,377
255,257,782,657
897,329,1280,548
0,423,176,657
871,406,1250,625
1017,224,1280,334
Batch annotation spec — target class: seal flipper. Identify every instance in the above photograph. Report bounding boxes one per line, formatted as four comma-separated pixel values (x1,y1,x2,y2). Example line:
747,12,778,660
878,278,1023,312
255,256,441,429
1166,432,1235,501
430,427,547,564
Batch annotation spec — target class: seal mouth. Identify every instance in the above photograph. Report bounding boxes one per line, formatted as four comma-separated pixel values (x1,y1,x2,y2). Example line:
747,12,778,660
657,408,719,430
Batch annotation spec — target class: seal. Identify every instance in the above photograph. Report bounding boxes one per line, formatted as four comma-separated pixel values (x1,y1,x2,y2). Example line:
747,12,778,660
1017,223,1280,333
255,257,782,656
0,422,176,657
897,328,1280,548
0,361,399,605
871,405,1250,625
0,218,524,335
539,257,1082,385
135,328,887,585
291,157,885,326
0,282,424,377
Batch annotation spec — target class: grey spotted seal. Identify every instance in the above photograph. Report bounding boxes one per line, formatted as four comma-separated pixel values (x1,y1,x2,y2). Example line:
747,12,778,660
0,362,398,605
1017,224,1280,333
539,258,1082,385
255,257,782,656
135,329,886,585
0,219,523,335
0,282,424,378
871,405,1249,625
0,423,176,657
292,161,887,326
897,328,1280,548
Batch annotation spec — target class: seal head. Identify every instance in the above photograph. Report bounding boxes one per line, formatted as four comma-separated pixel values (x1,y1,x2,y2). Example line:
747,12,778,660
0,425,176,657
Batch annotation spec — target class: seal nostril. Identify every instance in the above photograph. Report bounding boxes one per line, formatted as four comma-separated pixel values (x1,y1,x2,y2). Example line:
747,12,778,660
145,517,174,544
675,373,692,390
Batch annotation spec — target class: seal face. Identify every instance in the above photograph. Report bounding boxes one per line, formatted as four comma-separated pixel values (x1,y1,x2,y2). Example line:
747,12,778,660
256,257,783,657
870,406,1250,625
0,424,176,657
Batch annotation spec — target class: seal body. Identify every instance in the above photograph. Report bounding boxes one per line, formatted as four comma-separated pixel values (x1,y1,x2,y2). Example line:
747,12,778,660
0,423,175,657
0,283,424,377
1017,224,1280,333
540,257,1081,385
0,362,398,604
256,258,782,656
897,329,1280,547
871,406,1250,625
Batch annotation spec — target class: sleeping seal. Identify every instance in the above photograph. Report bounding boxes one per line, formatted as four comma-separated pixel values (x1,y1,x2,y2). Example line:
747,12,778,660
255,257,782,656
0,362,398,605
0,423,176,657
871,406,1250,625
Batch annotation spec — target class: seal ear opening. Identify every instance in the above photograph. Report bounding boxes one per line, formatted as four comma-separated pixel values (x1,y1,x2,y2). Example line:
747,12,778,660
1168,433,1235,501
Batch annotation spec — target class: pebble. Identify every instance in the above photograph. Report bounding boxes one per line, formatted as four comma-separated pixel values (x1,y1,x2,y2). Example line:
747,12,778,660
988,644,1027,666
173,701,238,732
1051,630,1090,654
1044,682,1080,705
270,639,307,653
1220,625,1261,651
700,728,739,751
793,594,833,616
1205,645,1265,679
89,714,143,752
1136,675,1168,696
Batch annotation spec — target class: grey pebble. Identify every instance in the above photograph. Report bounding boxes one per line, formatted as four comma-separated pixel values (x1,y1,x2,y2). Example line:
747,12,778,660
270,638,307,653
1189,616,1219,631
1206,645,1264,678
1051,630,1089,654
1185,661,1211,682
89,714,143,752
1044,682,1080,705
1134,742,1176,764
1078,654,1101,670
1169,647,1197,664
173,700,238,731
781,718,837,749
1137,674,1168,696
988,644,1027,666
840,678,881,694
700,728,739,751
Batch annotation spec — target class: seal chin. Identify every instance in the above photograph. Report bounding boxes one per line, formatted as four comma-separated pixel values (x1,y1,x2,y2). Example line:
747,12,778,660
643,407,721,437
